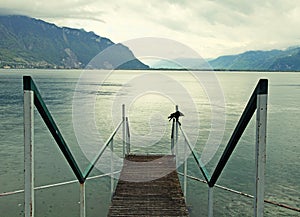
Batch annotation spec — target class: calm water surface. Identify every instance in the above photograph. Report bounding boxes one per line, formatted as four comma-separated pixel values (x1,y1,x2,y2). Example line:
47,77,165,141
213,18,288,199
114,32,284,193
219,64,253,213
0,69,299,216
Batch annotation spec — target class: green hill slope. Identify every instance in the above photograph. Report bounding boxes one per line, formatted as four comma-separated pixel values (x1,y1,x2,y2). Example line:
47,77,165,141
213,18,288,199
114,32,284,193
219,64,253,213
209,48,300,71
0,15,149,69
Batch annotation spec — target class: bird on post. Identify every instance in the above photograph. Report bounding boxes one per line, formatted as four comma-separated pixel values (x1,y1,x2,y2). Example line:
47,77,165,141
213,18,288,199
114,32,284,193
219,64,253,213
168,110,184,126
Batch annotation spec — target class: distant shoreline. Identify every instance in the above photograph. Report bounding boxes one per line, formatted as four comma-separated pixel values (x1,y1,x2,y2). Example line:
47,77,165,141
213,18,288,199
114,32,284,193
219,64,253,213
149,68,300,72
1,67,300,72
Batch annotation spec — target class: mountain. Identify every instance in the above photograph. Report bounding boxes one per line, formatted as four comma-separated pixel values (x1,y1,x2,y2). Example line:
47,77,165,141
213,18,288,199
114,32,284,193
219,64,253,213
209,47,300,71
149,47,300,71
0,15,149,69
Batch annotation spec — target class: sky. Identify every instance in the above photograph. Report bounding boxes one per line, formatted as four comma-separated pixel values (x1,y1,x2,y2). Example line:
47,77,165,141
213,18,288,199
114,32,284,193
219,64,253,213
1,0,300,60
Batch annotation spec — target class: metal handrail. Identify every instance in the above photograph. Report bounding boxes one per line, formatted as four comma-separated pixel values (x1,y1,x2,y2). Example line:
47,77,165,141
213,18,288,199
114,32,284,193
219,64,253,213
173,79,268,217
23,76,125,182
23,76,128,217
179,125,211,183
84,120,123,179
209,79,268,187
7,76,295,216
0,171,121,197
177,172,300,213
24,76,84,183
174,79,268,187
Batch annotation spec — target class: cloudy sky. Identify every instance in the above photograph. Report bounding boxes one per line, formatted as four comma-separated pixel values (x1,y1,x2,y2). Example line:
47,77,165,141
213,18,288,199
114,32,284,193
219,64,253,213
1,0,300,59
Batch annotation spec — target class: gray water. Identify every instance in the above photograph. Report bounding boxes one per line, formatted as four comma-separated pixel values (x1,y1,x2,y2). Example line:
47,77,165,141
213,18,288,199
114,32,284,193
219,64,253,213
0,69,299,216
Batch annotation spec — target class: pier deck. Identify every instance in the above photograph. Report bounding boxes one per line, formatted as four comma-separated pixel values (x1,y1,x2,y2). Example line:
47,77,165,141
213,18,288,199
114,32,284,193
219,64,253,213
108,155,189,216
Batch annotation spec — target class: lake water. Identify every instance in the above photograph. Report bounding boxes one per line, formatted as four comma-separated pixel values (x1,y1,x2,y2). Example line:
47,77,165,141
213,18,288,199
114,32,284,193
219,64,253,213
0,69,299,216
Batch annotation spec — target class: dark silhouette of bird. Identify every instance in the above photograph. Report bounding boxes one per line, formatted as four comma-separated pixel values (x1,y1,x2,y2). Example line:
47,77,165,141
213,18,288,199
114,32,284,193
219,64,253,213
168,110,184,125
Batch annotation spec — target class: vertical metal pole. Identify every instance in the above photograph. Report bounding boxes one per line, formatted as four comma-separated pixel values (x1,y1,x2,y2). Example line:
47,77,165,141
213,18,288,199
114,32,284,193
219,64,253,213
208,187,214,217
175,105,179,165
80,183,86,217
126,117,130,154
183,145,187,199
122,104,125,158
110,139,114,195
171,119,175,155
24,90,34,217
254,93,267,217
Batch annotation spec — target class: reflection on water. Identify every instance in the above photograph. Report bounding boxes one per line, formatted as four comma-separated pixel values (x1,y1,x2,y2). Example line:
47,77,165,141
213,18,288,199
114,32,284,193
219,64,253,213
0,69,299,216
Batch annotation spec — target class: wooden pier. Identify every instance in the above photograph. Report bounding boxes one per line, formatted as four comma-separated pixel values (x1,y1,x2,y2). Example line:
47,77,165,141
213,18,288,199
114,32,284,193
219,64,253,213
108,155,189,216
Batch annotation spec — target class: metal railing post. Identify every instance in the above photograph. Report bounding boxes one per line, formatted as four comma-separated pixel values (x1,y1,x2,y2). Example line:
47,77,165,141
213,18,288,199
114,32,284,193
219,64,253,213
175,105,179,165
80,183,86,217
110,139,114,195
22,77,131,217
171,119,175,155
254,81,268,217
122,104,126,158
175,105,179,149
126,117,130,154
183,148,187,199
24,89,34,217
208,187,214,217
209,79,268,188
183,125,187,199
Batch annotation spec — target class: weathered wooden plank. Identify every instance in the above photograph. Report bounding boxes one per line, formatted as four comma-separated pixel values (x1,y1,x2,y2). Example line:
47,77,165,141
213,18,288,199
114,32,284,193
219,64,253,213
108,155,189,217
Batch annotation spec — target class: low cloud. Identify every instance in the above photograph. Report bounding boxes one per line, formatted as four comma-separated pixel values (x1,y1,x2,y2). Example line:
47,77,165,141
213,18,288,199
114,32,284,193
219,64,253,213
0,0,105,22
1,0,300,58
